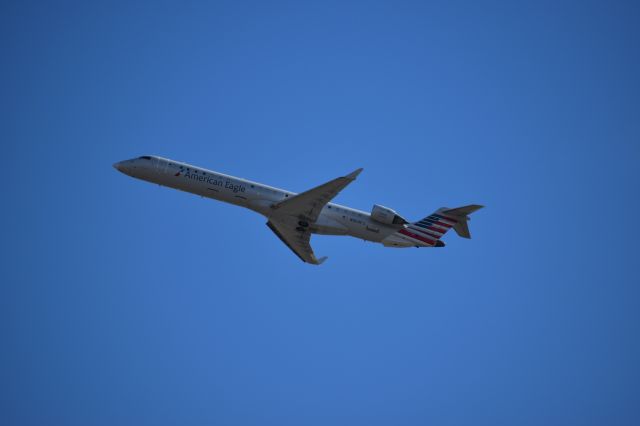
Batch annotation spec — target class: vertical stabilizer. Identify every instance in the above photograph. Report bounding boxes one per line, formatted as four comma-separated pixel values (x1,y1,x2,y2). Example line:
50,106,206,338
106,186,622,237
441,204,484,239
382,204,483,247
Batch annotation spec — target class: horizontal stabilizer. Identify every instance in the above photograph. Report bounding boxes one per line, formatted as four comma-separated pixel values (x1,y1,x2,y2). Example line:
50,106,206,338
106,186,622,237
442,204,484,239
443,204,484,217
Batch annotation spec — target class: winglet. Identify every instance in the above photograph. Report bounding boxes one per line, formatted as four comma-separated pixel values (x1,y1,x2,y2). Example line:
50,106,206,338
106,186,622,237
316,256,328,265
346,168,363,180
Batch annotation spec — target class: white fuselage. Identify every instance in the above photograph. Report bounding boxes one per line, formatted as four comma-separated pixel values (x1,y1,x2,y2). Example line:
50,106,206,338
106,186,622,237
114,156,401,244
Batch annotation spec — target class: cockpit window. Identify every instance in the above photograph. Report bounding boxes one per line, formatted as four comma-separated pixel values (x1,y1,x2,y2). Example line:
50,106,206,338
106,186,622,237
139,156,151,160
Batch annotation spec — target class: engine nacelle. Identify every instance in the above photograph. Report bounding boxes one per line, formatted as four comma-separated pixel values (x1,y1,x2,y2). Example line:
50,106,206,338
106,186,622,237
371,204,408,225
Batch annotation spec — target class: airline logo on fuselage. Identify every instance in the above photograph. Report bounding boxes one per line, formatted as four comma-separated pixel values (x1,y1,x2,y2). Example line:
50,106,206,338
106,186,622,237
178,170,246,193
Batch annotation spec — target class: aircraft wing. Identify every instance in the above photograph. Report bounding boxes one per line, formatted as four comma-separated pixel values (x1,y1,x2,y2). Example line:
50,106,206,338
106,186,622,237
266,221,327,265
270,168,363,222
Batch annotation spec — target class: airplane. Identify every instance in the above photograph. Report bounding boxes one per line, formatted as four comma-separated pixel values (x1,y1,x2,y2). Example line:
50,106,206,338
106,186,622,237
113,155,483,265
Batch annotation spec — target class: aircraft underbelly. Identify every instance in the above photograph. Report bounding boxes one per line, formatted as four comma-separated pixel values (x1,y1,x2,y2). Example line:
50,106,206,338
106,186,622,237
312,216,348,235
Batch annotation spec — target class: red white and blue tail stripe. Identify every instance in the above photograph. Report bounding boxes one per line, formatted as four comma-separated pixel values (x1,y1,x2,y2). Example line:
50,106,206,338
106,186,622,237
383,205,483,248
399,211,458,247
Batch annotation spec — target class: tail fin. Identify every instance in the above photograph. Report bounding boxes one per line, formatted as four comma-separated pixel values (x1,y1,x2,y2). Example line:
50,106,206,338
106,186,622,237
383,204,483,248
441,204,484,239
403,204,483,245
438,204,483,238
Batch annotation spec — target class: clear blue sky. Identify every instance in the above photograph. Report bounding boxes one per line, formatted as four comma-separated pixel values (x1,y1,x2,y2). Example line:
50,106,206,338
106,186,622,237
2,1,639,425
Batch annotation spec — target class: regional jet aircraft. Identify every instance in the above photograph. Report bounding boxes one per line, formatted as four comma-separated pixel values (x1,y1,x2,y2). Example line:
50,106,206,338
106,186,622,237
114,156,483,265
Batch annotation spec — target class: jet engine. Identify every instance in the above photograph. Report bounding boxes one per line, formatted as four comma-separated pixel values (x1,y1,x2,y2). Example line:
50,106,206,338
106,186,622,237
371,204,408,225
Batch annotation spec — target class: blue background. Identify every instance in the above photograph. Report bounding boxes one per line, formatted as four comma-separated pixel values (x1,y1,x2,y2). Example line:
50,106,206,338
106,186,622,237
2,1,639,425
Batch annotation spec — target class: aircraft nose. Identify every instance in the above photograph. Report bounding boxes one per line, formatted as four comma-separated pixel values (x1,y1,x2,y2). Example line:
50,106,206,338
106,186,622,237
113,161,128,173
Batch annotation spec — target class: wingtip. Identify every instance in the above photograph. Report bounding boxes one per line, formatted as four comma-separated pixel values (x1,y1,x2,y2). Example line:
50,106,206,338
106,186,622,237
346,168,363,179
317,256,328,265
